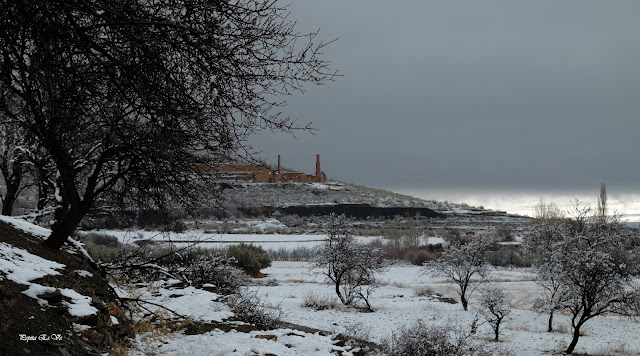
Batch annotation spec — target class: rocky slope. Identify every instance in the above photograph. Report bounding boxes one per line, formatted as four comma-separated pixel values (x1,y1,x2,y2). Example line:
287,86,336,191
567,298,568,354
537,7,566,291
0,218,131,356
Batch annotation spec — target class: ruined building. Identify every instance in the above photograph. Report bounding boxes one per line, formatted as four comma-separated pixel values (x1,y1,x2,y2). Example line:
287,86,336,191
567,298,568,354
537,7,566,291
213,154,327,183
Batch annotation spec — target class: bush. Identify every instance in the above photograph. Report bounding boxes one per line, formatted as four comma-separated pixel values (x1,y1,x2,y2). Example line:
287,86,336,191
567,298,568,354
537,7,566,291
79,232,122,248
479,287,512,341
179,255,247,294
267,246,315,261
301,292,339,311
228,290,282,330
485,247,531,268
381,319,512,356
227,243,271,277
402,248,435,266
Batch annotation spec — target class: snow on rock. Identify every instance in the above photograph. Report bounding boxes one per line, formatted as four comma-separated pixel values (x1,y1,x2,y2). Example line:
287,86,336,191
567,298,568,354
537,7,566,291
0,240,98,318
60,288,99,317
74,269,93,278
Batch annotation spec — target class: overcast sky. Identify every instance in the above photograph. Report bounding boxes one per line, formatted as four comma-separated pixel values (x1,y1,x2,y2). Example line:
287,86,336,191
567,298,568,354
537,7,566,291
250,1,640,218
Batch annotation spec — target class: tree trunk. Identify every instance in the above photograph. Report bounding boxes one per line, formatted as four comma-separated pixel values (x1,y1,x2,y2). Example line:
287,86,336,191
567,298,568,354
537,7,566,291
1,190,17,215
461,295,468,311
43,206,85,249
548,311,554,332
335,279,347,305
1,174,21,216
565,324,582,354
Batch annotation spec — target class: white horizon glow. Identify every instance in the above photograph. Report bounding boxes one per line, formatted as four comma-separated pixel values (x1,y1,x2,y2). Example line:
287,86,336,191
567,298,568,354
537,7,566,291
393,188,640,222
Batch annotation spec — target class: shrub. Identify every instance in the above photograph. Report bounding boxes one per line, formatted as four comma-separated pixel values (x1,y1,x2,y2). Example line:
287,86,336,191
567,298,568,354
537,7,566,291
301,292,339,311
402,248,435,266
179,255,247,294
227,243,271,277
79,232,122,248
485,247,531,268
267,246,315,261
228,290,282,330
381,319,512,356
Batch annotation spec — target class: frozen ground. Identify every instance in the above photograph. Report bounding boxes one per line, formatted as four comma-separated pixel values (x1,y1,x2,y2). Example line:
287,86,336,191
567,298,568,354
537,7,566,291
252,261,640,355
90,226,446,250
4,216,637,355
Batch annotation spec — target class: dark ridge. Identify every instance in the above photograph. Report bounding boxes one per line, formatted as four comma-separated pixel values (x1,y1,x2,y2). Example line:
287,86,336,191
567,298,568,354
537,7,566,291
257,204,445,219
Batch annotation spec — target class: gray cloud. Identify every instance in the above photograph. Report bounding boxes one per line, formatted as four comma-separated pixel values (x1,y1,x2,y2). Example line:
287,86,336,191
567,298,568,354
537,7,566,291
250,0,640,200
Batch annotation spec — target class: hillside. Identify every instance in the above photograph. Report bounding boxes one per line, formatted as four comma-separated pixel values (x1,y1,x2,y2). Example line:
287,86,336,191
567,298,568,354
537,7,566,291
215,181,531,232
0,216,131,356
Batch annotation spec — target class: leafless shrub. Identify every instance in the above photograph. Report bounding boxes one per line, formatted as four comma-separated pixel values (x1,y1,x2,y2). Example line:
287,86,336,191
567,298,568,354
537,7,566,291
301,291,339,311
380,319,512,356
228,289,283,330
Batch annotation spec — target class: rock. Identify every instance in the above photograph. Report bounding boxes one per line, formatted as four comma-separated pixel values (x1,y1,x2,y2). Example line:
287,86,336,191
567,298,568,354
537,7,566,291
91,296,108,312
254,334,277,341
80,314,99,327
39,289,63,305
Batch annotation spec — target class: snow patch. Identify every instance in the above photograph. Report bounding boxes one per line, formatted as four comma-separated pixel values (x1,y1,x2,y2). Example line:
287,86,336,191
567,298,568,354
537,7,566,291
0,215,51,238
0,243,65,284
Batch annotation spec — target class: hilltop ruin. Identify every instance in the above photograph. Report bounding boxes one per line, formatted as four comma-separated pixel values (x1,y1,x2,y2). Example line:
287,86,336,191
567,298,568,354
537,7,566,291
213,154,327,183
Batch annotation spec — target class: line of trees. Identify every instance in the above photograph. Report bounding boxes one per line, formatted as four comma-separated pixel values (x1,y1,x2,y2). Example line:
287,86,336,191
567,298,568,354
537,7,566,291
1,0,336,248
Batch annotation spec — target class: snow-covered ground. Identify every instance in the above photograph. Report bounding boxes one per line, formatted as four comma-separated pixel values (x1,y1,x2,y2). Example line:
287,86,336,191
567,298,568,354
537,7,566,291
3,216,638,355
92,226,446,250
252,262,640,355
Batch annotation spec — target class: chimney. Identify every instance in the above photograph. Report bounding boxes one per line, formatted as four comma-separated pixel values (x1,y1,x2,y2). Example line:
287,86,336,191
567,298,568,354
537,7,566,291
277,154,281,174
316,154,321,177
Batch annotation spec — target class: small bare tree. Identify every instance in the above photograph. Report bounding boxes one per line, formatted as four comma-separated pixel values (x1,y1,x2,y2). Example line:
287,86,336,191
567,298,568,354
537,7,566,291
533,197,564,222
424,231,494,311
523,220,571,332
315,214,386,311
479,287,512,342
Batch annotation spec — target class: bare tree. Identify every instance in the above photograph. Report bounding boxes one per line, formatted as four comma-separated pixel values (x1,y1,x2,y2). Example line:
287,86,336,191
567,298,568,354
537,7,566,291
478,286,511,342
533,197,564,222
596,181,609,224
523,220,571,332
315,214,386,311
1,0,336,248
424,231,494,311
525,198,640,354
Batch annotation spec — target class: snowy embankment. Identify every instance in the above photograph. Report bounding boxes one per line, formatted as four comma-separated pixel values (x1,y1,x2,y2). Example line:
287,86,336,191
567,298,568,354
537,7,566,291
0,217,98,320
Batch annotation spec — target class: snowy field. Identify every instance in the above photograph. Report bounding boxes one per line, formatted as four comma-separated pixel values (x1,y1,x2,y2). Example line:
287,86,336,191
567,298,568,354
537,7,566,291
92,225,445,250
248,261,640,356
3,216,638,355
89,227,639,355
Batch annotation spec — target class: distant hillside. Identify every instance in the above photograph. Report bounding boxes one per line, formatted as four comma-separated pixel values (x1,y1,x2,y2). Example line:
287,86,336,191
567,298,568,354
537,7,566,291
217,180,528,221
220,180,506,214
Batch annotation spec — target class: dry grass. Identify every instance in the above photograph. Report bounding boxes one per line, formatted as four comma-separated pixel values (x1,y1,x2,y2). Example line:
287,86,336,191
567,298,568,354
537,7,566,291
587,343,636,356
556,323,569,334
286,278,314,283
301,291,340,311
554,323,587,336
